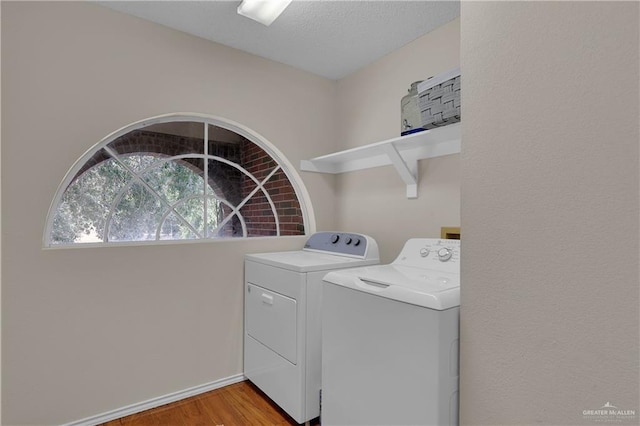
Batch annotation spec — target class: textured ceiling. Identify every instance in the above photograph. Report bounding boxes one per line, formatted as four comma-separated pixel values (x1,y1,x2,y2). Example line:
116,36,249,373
97,1,460,80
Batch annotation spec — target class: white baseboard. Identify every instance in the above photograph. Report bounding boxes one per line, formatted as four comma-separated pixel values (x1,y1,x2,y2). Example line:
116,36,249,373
61,374,246,426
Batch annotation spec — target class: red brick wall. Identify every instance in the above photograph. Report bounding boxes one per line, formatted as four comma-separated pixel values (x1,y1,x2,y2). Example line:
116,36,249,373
240,140,305,237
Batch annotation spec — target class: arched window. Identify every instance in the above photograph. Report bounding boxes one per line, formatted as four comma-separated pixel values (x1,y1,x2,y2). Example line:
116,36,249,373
44,114,315,246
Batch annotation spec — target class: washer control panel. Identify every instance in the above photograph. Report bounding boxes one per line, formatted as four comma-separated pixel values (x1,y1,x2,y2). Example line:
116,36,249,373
394,238,460,272
303,232,372,258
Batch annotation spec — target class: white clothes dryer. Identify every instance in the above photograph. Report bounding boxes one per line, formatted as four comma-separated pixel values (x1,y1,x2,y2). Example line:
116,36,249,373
322,238,461,426
244,232,379,424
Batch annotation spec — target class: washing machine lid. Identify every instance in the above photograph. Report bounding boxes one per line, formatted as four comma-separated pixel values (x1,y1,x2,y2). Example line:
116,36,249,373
246,250,379,273
323,264,460,310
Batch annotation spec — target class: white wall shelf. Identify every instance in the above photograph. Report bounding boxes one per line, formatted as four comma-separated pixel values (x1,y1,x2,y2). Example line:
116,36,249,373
300,123,461,198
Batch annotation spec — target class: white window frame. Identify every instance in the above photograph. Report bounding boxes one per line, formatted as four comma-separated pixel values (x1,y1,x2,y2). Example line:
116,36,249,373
43,113,316,248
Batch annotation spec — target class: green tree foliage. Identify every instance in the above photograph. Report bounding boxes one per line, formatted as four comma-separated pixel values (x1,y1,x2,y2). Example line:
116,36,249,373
52,155,222,243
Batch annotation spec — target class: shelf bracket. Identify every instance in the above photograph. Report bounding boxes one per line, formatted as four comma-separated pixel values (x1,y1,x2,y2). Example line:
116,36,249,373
383,143,418,199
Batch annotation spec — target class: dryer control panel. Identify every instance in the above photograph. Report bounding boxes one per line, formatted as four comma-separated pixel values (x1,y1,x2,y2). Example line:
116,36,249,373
303,232,377,259
393,238,460,273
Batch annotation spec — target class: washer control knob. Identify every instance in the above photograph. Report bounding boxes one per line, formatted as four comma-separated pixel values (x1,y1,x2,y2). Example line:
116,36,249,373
420,248,430,257
330,234,340,244
353,238,361,247
438,247,453,262
345,237,353,245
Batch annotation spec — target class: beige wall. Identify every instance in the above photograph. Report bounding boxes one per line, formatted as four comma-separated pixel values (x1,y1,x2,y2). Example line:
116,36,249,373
0,3,3,422
1,2,338,424
460,2,639,425
335,19,461,262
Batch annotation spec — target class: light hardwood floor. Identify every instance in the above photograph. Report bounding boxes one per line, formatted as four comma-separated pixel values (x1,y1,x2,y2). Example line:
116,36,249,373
100,381,320,425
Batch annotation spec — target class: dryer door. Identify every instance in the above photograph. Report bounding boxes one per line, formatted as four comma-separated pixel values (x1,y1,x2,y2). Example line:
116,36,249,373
246,283,297,364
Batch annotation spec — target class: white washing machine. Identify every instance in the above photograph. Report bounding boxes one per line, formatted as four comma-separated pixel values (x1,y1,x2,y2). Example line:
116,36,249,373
244,232,379,424
322,238,461,426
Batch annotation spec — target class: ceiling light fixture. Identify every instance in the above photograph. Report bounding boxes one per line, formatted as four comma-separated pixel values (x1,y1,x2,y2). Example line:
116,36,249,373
237,0,292,26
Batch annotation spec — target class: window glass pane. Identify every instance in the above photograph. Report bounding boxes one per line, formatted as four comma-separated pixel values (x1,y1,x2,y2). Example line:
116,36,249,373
107,121,205,172
160,212,198,240
51,153,131,244
119,155,159,173
142,160,205,204
240,191,277,237
264,168,305,236
208,125,242,160
51,203,77,244
207,159,243,204
239,139,277,181
205,197,225,237
174,197,205,236
211,203,240,237
108,183,165,242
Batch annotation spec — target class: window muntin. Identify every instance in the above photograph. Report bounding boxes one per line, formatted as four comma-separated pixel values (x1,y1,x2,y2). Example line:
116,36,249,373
46,115,312,246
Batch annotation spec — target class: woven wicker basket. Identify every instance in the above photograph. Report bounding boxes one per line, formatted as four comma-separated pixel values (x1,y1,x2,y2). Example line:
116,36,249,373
418,68,461,129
